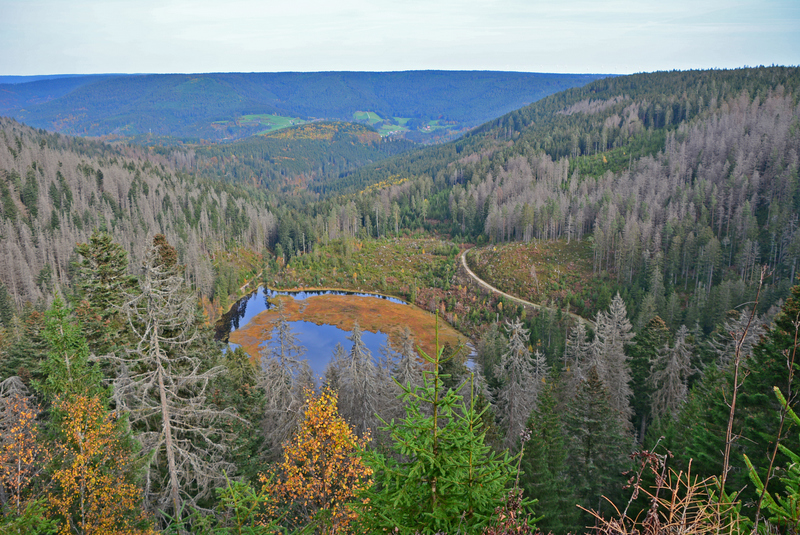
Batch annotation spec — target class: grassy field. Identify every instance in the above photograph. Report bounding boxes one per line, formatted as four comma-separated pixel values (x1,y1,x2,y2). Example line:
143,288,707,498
238,113,307,134
353,111,383,124
279,237,458,297
465,239,605,318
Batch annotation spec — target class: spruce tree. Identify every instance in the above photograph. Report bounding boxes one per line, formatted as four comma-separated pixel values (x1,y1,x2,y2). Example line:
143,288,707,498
258,299,312,456
361,329,526,534
111,237,237,523
521,382,578,533
592,293,635,429
495,319,541,451
74,231,137,354
650,324,694,421
334,320,387,437
564,367,632,521
628,316,671,442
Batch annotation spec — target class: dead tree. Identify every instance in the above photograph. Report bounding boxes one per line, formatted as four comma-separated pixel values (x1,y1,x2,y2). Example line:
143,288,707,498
111,240,238,523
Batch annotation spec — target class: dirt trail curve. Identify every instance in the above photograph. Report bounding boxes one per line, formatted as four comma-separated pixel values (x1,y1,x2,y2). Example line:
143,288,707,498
459,248,595,329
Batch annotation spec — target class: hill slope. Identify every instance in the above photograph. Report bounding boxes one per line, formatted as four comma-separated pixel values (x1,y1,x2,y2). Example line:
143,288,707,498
0,71,607,141
301,66,800,328
0,118,278,305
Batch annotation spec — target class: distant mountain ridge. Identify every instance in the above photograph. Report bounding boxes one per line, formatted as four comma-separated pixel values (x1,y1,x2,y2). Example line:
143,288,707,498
0,71,608,142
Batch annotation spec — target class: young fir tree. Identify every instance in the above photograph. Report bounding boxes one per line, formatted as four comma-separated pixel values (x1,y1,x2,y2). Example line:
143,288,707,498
360,328,529,534
38,295,106,401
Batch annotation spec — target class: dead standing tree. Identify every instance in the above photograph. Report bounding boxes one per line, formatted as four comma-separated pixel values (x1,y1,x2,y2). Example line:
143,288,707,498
258,299,313,458
112,237,238,523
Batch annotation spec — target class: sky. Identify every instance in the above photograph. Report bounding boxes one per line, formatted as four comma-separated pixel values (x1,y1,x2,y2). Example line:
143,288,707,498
1,0,798,76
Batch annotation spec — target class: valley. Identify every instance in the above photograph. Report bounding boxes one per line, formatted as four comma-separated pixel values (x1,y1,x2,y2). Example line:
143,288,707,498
0,65,799,534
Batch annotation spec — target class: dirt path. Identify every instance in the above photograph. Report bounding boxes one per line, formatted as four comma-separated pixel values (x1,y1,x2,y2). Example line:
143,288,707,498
459,248,595,329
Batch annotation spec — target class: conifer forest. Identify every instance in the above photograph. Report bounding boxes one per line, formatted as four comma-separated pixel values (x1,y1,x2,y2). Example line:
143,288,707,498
1,66,800,534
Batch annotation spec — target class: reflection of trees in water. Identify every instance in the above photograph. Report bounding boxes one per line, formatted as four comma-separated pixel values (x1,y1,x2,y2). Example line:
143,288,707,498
216,287,406,342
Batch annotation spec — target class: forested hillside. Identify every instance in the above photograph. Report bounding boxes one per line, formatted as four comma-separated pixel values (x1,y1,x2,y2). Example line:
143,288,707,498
0,118,277,305
310,67,800,325
0,71,606,141
193,121,416,192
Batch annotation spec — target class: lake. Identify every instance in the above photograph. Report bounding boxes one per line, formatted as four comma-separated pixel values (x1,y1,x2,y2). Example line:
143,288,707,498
215,287,467,378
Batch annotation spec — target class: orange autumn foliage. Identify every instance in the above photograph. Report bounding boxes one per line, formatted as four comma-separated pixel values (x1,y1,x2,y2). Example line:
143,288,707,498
0,392,47,515
47,395,155,535
260,388,372,533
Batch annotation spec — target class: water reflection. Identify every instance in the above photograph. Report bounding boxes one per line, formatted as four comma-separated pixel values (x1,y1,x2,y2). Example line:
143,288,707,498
216,286,405,342
216,287,406,378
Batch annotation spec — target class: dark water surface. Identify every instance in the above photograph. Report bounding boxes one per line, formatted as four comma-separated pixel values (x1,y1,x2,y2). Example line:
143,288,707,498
216,287,406,377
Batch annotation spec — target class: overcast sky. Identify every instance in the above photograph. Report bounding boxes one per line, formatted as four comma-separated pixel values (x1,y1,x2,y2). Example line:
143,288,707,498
1,0,798,75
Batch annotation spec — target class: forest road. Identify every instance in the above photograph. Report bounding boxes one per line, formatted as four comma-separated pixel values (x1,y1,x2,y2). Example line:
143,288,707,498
459,248,595,329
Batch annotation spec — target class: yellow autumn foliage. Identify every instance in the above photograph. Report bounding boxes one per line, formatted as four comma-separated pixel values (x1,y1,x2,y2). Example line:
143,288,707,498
47,395,154,535
260,388,372,533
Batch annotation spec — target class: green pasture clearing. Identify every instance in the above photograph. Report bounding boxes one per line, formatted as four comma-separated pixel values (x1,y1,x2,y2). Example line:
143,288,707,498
353,111,383,125
238,114,307,134
378,124,409,136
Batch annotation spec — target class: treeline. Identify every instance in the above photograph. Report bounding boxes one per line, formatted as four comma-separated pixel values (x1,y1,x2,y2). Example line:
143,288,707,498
3,230,799,533
0,118,278,306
